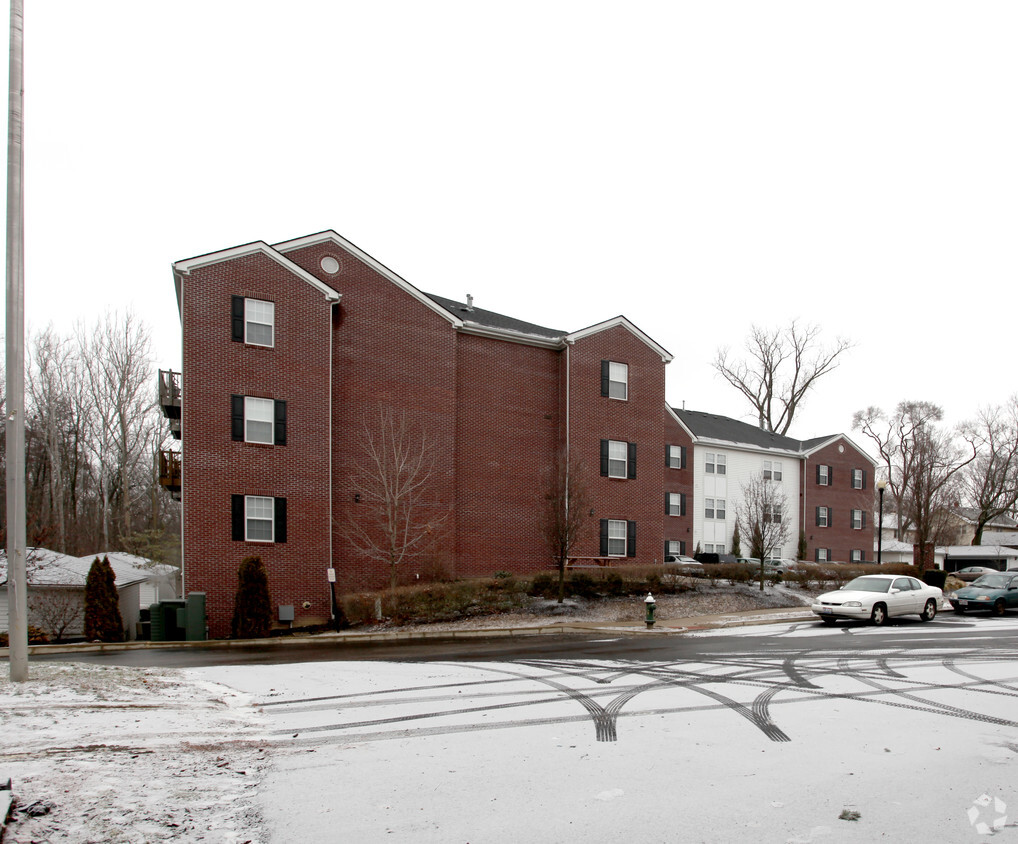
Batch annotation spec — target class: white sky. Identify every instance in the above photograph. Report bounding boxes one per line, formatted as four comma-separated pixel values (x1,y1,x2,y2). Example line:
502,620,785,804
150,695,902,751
3,1,1016,444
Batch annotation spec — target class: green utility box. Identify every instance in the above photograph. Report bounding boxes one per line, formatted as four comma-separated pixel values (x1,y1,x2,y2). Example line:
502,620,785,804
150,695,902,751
148,594,208,642
185,592,207,641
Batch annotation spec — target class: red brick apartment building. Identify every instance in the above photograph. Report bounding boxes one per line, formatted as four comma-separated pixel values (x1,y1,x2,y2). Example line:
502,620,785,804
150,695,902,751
162,230,680,636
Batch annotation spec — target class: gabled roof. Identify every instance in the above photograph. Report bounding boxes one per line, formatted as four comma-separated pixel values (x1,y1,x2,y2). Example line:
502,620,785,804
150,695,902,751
0,549,159,588
567,316,673,363
951,508,1018,530
425,294,566,346
672,409,803,454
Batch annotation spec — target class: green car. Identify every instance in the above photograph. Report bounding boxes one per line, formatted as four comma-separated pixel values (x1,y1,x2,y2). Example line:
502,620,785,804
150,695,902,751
949,572,1018,615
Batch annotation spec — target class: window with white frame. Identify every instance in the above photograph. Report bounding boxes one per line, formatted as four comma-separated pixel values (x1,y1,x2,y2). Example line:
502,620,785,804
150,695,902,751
716,499,726,520
705,498,715,519
816,506,830,527
764,502,782,524
603,361,628,400
667,492,682,516
852,468,864,489
607,519,628,556
608,440,628,478
816,547,829,562
705,452,715,473
666,540,682,555
246,496,274,542
715,544,726,554
245,299,275,347
716,454,727,475
850,549,863,562
704,543,715,553
817,464,830,486
851,509,864,530
667,445,683,469
764,460,782,481
244,397,274,444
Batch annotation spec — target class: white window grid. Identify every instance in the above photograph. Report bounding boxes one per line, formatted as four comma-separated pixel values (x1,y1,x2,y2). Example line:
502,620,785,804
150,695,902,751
852,469,863,489
716,454,727,475
818,507,829,527
666,540,681,555
704,498,715,519
818,465,830,486
608,440,628,479
608,362,628,400
246,495,274,542
705,453,715,473
851,510,863,530
607,519,627,556
716,499,726,520
817,548,829,562
667,445,682,469
850,550,862,562
245,299,275,347
667,493,681,516
245,397,274,444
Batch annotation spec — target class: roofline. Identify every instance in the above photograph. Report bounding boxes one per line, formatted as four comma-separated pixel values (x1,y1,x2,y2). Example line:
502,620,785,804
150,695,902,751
172,240,341,310
566,316,673,363
692,437,804,459
457,322,565,350
273,230,462,328
800,433,878,465
666,405,696,439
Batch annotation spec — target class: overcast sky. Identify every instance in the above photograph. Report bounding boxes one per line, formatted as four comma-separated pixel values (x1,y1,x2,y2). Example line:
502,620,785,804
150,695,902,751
4,2,1016,449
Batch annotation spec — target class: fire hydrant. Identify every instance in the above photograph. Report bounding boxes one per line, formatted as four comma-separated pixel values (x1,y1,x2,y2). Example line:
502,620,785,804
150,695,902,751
645,592,656,628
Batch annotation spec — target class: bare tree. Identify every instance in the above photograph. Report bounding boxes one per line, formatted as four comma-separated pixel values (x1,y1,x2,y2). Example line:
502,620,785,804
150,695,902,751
28,587,83,642
738,473,790,591
959,399,1018,545
78,310,158,547
854,401,976,569
344,406,450,590
540,454,591,603
714,321,852,435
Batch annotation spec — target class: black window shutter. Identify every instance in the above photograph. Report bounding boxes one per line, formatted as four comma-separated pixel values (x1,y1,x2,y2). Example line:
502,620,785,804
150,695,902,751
664,541,669,558
862,469,867,489
274,400,287,446
232,495,244,541
816,506,821,526
231,295,245,342
231,395,245,441
816,464,821,484
626,520,636,558
680,540,686,555
274,497,287,543
862,512,867,529
599,519,608,556
665,445,669,467
815,548,820,562
828,509,833,527
600,440,609,476
681,446,687,469
828,467,833,486
600,360,610,397
680,493,686,517
665,493,670,515
627,442,637,479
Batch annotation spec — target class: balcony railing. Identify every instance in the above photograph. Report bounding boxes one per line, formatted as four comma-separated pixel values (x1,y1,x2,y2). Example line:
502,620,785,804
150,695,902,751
159,450,181,500
158,369,181,440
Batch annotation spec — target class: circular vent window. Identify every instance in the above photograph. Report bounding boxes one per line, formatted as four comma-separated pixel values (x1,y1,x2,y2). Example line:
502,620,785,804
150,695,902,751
320,256,340,274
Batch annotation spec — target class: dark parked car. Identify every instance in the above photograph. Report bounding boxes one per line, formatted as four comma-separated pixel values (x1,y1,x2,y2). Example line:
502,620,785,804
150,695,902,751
949,573,1018,615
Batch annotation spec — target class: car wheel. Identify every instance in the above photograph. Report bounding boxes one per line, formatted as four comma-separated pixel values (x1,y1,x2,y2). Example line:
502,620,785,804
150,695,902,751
919,599,937,622
993,599,1006,617
820,616,836,626
870,603,888,626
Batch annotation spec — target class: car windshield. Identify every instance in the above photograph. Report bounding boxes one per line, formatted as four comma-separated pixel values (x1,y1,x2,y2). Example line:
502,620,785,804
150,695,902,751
843,577,892,593
972,574,1009,589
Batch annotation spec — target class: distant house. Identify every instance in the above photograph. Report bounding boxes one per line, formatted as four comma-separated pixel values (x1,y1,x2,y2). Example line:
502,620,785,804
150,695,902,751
0,549,179,641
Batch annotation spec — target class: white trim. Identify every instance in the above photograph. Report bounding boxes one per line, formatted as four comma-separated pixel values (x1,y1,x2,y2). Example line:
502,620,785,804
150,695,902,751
566,316,673,363
666,405,697,440
273,231,460,326
456,322,562,349
801,433,877,465
173,240,340,302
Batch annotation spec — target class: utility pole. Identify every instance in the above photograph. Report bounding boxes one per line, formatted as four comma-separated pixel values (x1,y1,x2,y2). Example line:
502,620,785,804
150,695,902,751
6,0,27,682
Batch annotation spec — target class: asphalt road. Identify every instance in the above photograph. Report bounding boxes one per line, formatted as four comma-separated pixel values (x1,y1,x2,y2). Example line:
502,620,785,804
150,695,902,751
20,611,1018,668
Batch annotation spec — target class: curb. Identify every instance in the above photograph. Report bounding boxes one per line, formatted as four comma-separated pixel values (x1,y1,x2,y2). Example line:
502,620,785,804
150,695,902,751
0,608,817,657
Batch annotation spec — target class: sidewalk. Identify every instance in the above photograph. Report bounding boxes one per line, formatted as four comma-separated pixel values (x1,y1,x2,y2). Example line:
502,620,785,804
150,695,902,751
1,605,817,657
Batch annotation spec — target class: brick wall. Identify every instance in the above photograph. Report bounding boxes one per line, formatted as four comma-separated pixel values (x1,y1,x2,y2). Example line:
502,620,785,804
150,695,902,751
801,438,876,563
664,411,694,556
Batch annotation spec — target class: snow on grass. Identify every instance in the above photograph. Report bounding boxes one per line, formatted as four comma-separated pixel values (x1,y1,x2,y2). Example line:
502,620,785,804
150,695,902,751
0,663,268,843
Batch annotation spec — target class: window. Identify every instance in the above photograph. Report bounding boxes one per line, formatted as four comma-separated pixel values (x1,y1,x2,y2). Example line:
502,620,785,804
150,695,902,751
850,550,863,563
704,543,714,553
763,460,782,481
716,454,726,475
666,492,684,517
601,519,635,557
816,506,830,528
716,544,726,554
764,503,782,524
601,360,628,400
706,453,715,473
815,547,830,562
665,540,685,556
706,452,726,474
705,498,715,519
232,296,275,347
852,469,866,489
716,499,726,520
851,509,866,530
232,495,287,543
601,439,636,479
817,464,831,486
666,445,686,469
232,396,287,445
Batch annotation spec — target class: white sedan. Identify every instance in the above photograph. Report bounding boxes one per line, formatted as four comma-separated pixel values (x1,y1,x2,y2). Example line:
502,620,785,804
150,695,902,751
811,574,942,626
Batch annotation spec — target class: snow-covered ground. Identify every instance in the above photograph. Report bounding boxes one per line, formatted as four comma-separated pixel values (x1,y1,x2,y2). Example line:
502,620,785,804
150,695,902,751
4,618,1018,842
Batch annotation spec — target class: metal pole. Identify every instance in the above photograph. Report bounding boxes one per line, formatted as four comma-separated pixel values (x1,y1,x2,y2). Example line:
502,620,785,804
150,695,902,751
5,0,27,681
877,486,885,566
